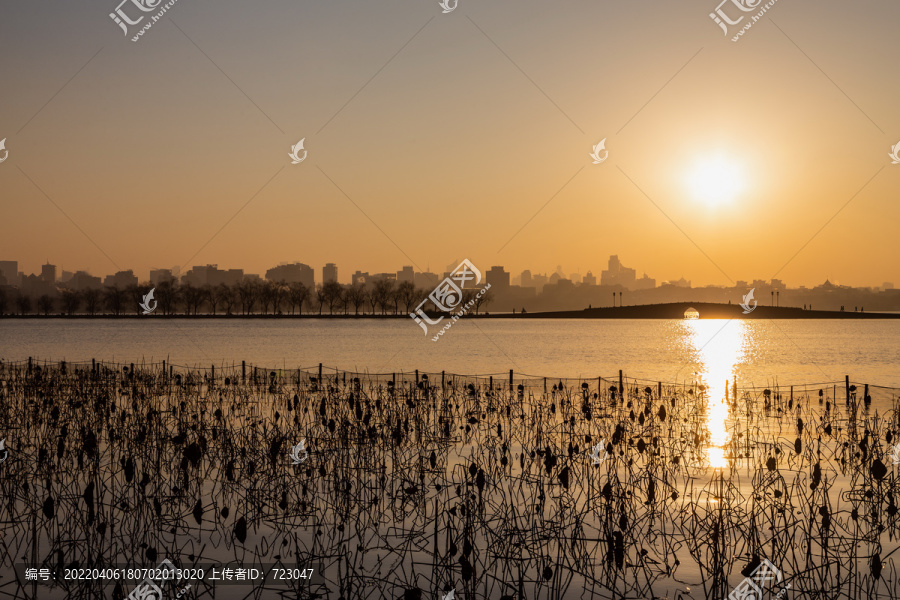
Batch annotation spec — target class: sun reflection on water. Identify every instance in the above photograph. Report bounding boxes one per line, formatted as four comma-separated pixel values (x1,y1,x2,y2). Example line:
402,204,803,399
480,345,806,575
683,319,748,469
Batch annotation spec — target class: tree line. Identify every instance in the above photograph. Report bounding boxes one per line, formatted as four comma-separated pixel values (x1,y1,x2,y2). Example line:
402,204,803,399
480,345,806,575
0,279,494,316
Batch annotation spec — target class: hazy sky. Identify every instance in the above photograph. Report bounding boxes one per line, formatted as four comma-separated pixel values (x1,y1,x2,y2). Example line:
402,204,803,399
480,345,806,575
1,0,898,287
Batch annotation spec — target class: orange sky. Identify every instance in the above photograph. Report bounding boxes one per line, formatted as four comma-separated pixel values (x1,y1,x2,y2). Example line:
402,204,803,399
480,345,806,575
1,0,898,287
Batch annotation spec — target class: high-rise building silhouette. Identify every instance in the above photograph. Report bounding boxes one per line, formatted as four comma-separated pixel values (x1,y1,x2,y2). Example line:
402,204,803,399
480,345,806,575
41,263,57,284
487,266,510,289
266,263,314,288
600,255,637,288
0,261,18,287
103,270,138,289
71,271,102,291
414,271,439,289
182,265,243,287
323,263,338,284
150,269,177,285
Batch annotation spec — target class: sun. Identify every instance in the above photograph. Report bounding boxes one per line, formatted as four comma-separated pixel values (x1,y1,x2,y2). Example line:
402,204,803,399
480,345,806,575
686,155,745,207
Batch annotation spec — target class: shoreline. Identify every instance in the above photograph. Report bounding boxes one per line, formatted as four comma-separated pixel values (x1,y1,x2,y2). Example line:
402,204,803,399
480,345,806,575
2,302,899,319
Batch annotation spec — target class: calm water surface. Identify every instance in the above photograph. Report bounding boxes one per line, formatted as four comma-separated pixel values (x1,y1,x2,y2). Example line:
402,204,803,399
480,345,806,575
2,318,898,387
2,319,900,598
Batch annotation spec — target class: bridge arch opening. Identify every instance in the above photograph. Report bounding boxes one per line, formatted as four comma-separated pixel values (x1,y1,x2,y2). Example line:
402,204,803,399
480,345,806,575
684,307,699,319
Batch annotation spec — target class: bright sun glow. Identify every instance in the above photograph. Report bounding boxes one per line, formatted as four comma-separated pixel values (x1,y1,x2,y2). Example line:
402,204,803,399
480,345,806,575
687,155,745,207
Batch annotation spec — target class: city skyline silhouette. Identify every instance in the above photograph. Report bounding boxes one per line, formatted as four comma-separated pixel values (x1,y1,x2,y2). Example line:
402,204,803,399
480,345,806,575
2,1,898,290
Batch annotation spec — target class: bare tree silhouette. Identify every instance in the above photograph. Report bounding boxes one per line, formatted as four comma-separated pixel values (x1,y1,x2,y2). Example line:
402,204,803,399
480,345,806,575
155,280,177,315
14,293,31,314
102,286,127,315
180,284,205,315
322,281,345,315
236,280,259,315
288,282,311,315
472,288,494,315
315,284,326,315
373,279,396,315
82,288,101,315
58,288,79,315
37,294,54,315
259,281,278,315
345,283,368,315
397,281,417,314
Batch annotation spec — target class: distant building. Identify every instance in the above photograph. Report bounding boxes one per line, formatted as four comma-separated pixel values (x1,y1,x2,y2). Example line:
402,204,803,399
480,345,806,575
351,270,370,285
885,282,895,290
0,261,18,287
583,271,596,286
414,271,439,289
266,263,314,288
600,255,637,288
487,266,510,289
397,266,414,283
150,269,177,285
60,270,74,283
20,274,55,297
369,272,397,283
634,273,656,290
323,263,338,284
71,271,102,291
41,263,57,284
104,270,138,289
182,265,243,287
667,277,691,288
182,265,213,286
813,279,847,291
532,273,549,294
520,270,533,288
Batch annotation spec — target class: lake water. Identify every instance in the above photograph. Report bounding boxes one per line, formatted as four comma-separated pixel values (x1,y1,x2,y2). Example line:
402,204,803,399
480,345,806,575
3,319,900,599
2,318,899,388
